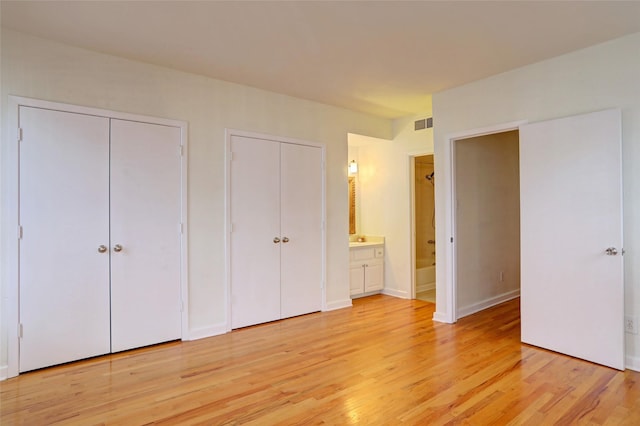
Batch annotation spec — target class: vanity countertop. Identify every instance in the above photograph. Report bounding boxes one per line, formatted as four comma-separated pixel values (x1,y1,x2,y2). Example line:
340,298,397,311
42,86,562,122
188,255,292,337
349,235,385,248
349,241,384,248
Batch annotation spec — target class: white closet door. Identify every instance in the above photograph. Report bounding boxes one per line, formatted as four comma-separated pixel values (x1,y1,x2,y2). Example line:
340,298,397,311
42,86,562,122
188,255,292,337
19,107,111,372
110,119,182,352
280,144,323,318
230,136,281,328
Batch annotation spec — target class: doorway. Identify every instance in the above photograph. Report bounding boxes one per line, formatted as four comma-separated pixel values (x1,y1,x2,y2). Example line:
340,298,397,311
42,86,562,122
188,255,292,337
453,130,521,319
414,155,436,303
443,111,624,369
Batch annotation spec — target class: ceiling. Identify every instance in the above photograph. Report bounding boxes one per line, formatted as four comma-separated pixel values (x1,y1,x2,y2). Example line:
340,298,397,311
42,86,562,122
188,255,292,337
3,1,640,119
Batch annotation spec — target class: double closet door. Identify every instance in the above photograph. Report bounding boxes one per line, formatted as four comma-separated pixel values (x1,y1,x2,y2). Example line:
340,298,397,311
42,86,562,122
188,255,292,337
230,135,323,329
19,106,182,372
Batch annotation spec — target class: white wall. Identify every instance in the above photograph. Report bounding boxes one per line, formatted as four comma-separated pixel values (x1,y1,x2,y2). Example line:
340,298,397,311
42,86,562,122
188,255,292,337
432,32,640,369
0,29,392,375
350,113,433,298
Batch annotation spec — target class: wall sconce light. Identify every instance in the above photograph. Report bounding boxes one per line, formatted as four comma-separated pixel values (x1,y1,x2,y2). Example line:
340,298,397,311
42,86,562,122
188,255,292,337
348,160,358,174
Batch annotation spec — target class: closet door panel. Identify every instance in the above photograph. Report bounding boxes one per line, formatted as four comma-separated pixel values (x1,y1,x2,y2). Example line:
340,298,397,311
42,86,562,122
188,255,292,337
230,136,281,328
19,107,111,372
280,144,323,319
110,119,182,352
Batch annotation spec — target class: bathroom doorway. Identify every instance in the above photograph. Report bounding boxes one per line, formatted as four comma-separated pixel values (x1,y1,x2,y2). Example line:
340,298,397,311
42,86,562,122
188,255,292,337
413,154,436,303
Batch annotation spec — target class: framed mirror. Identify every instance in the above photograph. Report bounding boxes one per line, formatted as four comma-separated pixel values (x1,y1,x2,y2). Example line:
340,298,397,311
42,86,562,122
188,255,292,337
349,176,356,234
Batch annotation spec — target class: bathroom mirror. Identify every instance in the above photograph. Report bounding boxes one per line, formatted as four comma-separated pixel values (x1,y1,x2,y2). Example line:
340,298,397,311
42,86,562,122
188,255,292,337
349,176,356,234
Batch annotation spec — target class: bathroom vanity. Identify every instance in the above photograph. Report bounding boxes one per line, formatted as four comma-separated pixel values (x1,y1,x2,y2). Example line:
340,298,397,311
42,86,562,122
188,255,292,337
349,238,384,298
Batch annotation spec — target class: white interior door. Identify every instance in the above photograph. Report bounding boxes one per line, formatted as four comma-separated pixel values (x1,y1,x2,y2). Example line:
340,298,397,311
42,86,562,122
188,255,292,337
280,144,322,318
110,119,182,352
520,109,624,370
230,136,281,328
19,107,111,372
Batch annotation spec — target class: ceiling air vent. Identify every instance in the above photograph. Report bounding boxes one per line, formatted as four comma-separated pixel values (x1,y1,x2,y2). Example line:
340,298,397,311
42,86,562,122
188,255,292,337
414,117,433,131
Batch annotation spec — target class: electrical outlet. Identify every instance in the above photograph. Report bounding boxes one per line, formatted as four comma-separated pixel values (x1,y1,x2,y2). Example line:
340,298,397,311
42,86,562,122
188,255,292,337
625,316,638,334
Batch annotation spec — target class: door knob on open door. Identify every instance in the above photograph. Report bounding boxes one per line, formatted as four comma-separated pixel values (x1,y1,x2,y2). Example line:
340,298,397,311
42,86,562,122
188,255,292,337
113,244,123,253
605,247,618,256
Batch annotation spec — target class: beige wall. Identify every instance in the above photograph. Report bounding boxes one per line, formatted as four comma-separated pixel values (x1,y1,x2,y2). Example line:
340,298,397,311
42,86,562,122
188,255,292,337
0,29,392,372
454,131,520,316
432,32,640,367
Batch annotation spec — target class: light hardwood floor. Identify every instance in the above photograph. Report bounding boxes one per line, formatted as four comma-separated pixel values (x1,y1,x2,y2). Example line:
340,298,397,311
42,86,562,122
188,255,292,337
2,295,640,425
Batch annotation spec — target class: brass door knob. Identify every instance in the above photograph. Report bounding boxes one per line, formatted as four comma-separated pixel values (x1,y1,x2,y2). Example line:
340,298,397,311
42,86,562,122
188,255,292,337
98,245,108,253
113,244,123,252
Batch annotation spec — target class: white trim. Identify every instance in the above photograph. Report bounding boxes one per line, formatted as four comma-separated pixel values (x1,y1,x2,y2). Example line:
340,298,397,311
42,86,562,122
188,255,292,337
446,136,457,323
179,124,190,342
0,365,7,381
625,355,640,372
4,96,189,378
443,120,526,324
432,312,448,323
5,98,20,378
410,156,417,299
324,299,353,311
352,290,383,299
382,288,410,299
224,131,233,332
416,282,435,293
187,323,228,341
224,128,327,331
457,290,520,319
226,128,325,149
6,96,187,127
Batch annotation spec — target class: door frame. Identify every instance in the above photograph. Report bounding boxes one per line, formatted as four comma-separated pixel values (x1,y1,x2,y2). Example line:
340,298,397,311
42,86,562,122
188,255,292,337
4,96,189,379
441,120,526,323
224,129,327,332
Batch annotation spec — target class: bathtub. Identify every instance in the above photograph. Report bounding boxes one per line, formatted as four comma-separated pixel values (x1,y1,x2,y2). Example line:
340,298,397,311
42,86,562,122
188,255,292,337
416,259,436,292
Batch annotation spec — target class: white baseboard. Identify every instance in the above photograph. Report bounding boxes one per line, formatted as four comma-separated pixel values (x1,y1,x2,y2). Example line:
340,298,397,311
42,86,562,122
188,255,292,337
457,289,520,319
416,282,435,293
187,322,228,341
324,299,352,311
0,365,8,381
626,354,640,372
382,288,410,299
432,311,450,323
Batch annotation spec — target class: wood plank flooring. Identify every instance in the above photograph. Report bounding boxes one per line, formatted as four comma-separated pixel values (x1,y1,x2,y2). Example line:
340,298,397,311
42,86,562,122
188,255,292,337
2,295,640,425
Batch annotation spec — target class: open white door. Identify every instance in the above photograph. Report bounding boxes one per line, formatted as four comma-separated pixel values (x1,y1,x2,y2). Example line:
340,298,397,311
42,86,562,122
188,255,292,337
520,109,624,370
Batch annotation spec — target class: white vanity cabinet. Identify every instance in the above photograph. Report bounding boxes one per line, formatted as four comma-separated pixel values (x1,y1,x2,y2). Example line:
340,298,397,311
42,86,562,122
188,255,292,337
349,244,384,297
